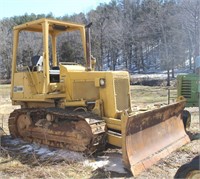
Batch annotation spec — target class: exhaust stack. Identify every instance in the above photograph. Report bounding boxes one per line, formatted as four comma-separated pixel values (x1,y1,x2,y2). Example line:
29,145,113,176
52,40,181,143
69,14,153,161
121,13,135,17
85,23,92,71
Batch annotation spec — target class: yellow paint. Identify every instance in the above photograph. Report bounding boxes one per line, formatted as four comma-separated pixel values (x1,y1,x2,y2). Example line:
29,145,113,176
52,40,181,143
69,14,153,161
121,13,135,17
107,133,122,147
11,18,133,147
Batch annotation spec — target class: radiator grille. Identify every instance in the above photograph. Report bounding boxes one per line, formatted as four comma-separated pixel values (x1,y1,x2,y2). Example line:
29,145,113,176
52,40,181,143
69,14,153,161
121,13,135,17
114,78,129,111
181,80,191,99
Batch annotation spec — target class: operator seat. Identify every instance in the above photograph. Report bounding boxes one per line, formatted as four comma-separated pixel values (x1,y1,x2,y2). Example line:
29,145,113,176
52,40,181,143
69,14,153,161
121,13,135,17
31,55,60,82
31,55,43,71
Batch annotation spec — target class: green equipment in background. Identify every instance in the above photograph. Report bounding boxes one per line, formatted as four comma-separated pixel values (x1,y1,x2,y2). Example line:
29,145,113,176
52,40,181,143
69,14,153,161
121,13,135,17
177,56,200,107
177,74,199,107
177,56,200,129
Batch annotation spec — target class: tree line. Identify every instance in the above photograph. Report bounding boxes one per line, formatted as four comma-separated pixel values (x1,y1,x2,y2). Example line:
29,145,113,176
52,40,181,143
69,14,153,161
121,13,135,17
0,0,200,85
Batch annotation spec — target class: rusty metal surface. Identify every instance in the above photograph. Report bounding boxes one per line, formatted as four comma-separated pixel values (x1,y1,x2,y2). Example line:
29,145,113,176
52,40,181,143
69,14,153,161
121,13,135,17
123,100,190,176
8,108,106,153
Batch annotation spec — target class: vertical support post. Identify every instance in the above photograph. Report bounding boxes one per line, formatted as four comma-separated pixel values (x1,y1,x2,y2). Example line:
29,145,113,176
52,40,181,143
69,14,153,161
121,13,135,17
42,20,50,93
11,29,19,99
168,87,170,104
51,33,57,67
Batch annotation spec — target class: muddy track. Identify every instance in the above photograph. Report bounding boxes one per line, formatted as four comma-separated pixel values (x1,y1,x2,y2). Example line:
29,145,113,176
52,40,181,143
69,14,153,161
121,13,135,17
8,108,106,154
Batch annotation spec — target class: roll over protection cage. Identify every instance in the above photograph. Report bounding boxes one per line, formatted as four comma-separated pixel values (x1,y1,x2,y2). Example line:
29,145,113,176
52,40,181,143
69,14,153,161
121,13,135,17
11,18,92,95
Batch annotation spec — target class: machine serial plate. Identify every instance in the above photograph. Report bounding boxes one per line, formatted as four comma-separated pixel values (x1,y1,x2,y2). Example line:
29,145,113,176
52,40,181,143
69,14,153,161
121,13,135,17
14,86,24,92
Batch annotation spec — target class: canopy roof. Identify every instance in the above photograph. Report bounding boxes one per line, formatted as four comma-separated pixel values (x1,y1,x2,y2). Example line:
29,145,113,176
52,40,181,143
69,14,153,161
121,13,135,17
13,18,85,34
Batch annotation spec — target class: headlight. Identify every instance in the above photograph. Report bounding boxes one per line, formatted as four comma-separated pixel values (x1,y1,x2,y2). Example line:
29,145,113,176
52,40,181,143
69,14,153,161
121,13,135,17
99,78,106,87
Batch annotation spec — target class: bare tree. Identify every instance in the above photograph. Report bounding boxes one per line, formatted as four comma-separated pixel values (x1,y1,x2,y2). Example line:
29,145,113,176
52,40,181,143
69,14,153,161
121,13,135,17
181,0,200,70
0,19,15,79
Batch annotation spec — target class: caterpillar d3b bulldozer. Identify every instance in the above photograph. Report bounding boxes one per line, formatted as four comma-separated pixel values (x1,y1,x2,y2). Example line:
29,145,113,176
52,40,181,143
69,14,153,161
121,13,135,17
9,18,190,176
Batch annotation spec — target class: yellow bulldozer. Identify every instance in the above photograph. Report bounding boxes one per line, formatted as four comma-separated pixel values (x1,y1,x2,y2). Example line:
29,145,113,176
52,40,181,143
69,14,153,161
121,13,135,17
9,18,190,176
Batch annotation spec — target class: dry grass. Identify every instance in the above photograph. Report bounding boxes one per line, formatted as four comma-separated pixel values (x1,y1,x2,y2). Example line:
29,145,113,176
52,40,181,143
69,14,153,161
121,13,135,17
0,84,10,97
0,141,94,179
0,84,199,179
0,160,93,179
131,85,177,108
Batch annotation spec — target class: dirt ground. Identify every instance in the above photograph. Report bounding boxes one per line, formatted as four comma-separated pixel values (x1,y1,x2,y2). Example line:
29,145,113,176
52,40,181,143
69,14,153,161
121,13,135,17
0,85,199,178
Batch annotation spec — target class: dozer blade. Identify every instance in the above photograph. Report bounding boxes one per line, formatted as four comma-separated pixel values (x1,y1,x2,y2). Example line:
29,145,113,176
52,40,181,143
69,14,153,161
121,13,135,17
122,100,190,176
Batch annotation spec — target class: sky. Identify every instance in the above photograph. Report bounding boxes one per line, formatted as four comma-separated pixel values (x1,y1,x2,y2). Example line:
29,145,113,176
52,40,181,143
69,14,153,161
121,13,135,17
0,0,111,19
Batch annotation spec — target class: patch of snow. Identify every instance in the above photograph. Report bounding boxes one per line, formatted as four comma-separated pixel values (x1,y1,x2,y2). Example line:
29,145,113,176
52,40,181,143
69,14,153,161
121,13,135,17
7,137,23,145
20,145,34,153
131,73,167,79
130,69,194,80
35,147,51,155
3,136,127,174
84,153,127,174
49,149,85,162
84,159,109,169
3,136,85,163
